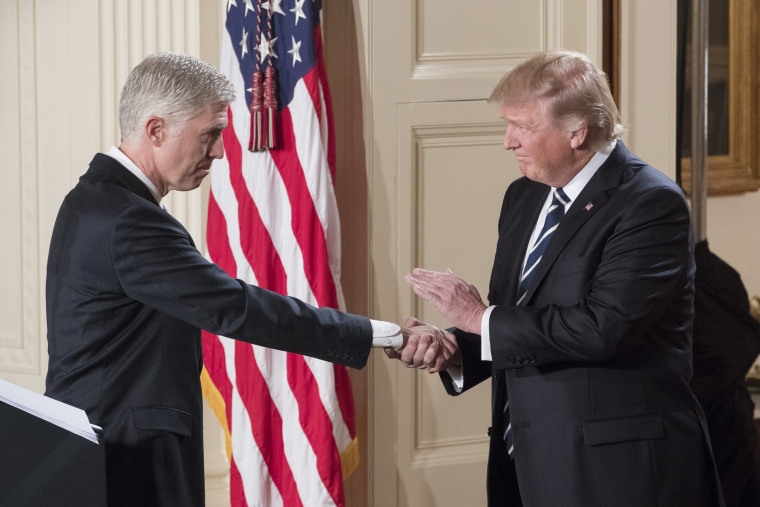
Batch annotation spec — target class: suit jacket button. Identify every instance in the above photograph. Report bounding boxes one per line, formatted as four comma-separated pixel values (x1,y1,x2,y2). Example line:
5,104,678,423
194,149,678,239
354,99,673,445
487,427,492,437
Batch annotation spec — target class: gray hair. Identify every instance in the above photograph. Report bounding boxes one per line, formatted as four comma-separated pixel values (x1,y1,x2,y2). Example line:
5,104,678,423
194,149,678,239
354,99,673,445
488,50,626,152
119,52,236,142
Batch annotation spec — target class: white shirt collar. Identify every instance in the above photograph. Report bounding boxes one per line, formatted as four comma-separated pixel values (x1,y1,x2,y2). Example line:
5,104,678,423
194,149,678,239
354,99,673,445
105,146,163,206
557,140,617,203
523,141,617,271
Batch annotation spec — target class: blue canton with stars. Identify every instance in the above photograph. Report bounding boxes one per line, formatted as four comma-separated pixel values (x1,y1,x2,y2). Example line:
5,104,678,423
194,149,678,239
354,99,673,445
225,0,322,112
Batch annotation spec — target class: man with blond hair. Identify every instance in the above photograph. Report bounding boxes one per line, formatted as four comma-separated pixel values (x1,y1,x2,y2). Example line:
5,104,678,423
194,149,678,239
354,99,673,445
390,50,724,506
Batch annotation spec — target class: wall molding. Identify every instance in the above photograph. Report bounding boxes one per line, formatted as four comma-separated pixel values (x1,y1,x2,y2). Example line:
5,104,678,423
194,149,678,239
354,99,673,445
0,0,40,374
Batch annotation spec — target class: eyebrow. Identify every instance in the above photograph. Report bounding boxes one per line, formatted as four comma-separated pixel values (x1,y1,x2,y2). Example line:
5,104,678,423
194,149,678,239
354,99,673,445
504,116,542,130
203,124,227,135
504,117,530,128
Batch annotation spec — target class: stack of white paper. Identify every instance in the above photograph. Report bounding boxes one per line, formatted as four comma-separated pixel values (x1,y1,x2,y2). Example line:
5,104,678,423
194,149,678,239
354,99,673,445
0,378,99,444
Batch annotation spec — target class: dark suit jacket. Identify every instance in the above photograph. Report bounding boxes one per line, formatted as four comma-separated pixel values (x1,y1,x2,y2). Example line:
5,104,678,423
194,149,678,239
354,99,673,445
45,154,372,506
691,240,760,506
442,142,724,506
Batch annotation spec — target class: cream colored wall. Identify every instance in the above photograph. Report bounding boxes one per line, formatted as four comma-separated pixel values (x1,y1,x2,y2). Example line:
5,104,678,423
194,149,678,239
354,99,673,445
0,1,229,505
2,0,758,506
618,0,678,177
706,194,760,296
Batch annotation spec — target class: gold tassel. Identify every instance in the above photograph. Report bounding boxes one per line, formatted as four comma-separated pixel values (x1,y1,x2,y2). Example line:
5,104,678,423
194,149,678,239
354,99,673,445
248,70,264,152
340,436,360,480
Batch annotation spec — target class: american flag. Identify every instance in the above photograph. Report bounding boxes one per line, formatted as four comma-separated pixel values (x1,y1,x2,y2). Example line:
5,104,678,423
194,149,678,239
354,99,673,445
200,0,358,505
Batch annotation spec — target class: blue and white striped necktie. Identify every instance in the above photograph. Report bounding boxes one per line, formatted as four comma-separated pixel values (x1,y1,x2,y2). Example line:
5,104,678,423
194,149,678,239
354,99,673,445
516,187,570,306
504,186,569,458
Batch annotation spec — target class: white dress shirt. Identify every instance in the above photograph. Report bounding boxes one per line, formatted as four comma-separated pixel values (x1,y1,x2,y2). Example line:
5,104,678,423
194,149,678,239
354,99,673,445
480,144,614,361
370,320,404,349
106,146,163,206
449,142,616,389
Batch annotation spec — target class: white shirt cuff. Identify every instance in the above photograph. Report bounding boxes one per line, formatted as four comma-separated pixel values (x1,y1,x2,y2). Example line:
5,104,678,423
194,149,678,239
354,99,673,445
370,319,403,350
481,305,496,361
448,307,495,391
447,363,464,392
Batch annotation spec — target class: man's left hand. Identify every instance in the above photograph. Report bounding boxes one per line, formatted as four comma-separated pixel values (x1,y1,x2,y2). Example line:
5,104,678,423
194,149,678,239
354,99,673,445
405,268,487,334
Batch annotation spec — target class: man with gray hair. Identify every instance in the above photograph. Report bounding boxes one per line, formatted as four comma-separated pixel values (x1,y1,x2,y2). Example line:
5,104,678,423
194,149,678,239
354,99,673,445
44,52,443,506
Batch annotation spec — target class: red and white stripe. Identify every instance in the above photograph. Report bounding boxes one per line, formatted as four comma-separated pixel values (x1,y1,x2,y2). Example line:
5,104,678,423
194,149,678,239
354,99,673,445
201,20,355,507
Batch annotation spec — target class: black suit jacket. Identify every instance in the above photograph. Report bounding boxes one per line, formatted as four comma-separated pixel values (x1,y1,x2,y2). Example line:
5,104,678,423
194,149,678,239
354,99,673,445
45,154,372,506
442,142,724,506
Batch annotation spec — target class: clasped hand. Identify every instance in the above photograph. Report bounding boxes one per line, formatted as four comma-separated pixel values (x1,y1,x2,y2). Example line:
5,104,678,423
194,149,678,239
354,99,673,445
385,268,486,374
385,318,459,373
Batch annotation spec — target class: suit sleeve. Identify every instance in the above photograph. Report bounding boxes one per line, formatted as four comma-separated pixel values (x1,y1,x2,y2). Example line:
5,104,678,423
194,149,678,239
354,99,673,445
110,203,373,369
440,328,493,395
489,183,693,370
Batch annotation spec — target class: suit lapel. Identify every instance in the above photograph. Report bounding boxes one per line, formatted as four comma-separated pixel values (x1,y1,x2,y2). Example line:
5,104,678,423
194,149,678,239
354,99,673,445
490,183,549,306
520,141,631,305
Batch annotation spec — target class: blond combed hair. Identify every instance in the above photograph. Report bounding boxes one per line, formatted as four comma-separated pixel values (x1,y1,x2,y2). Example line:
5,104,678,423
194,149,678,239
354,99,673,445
488,50,626,151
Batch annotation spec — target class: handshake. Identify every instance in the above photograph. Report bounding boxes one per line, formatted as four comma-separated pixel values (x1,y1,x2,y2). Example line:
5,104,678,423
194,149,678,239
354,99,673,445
383,268,489,374
384,318,459,374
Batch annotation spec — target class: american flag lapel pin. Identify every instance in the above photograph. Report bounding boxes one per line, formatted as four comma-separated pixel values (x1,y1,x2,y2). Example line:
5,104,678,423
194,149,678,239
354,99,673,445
584,202,594,211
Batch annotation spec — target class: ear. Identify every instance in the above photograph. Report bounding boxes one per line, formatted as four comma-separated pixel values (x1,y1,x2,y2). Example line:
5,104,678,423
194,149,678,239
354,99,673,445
569,125,588,149
145,116,166,146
